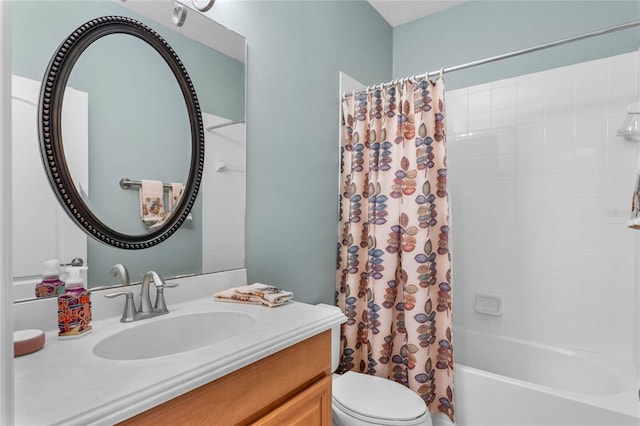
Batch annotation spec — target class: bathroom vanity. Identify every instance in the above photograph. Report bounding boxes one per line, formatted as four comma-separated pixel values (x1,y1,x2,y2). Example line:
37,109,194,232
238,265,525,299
120,331,332,425
13,273,344,425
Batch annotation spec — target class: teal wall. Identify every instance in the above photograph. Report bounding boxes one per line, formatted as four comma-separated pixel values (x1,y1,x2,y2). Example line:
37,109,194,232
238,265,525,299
12,1,244,285
393,0,640,90
209,1,393,303
210,0,640,304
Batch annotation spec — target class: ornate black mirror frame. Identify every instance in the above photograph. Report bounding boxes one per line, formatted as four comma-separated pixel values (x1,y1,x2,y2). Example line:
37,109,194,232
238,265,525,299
38,16,204,250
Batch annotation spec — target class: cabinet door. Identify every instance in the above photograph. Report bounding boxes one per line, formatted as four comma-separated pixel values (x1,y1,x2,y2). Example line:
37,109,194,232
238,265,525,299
252,375,332,426
119,331,331,426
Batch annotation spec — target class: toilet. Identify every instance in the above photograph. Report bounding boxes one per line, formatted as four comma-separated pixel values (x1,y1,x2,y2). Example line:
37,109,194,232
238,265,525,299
319,304,433,426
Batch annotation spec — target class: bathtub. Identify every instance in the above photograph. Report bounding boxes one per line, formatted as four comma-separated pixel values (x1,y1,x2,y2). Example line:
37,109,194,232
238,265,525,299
453,328,640,426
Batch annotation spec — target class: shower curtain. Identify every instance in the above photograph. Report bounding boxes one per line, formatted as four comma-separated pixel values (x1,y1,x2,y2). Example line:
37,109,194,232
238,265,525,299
336,77,454,421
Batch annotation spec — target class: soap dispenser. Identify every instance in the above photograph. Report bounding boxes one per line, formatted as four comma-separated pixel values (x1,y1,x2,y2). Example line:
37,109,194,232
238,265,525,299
35,259,65,298
57,266,92,339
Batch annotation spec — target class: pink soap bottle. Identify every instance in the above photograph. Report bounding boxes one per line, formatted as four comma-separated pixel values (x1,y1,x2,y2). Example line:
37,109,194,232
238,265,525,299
35,259,65,298
58,266,92,339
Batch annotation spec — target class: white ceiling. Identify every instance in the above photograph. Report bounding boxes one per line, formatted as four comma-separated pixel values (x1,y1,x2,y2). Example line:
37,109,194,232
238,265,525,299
367,0,468,27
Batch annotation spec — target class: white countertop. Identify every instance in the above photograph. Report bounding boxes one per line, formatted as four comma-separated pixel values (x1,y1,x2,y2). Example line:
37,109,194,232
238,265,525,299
14,296,344,425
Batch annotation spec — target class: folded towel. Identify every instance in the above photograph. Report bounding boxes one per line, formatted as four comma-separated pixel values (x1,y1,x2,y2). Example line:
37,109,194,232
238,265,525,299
214,283,293,307
140,180,165,225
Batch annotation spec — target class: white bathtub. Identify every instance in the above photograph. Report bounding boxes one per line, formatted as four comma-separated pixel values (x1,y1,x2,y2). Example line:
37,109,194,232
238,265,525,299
453,328,640,425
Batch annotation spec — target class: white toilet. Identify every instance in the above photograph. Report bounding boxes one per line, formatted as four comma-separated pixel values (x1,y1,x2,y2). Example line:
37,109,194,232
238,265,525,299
320,304,433,426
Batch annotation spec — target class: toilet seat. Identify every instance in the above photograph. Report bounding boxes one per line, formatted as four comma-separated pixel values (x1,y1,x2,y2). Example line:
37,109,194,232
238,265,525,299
332,371,429,426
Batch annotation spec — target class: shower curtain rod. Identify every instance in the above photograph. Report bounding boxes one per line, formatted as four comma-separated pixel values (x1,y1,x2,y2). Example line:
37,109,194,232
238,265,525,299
344,20,640,98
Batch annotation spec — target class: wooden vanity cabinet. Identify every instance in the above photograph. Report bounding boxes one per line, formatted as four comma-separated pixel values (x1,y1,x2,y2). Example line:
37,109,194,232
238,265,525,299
119,330,332,426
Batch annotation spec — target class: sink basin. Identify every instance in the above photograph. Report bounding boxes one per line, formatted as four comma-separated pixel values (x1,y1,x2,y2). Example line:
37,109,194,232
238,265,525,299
93,311,255,360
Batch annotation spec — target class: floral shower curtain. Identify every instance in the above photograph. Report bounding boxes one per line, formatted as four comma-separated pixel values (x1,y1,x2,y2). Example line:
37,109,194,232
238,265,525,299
336,77,454,421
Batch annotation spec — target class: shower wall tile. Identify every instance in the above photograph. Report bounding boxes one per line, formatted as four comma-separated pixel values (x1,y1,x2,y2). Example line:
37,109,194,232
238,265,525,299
516,125,544,152
516,151,544,175
573,172,605,198
516,174,545,198
574,147,605,172
607,143,637,171
468,111,491,133
604,196,634,225
445,89,468,115
575,59,609,104
544,67,575,102
491,84,517,109
468,89,491,114
605,224,635,253
517,79,545,106
543,149,573,174
517,104,545,126
491,108,517,130
449,51,639,361
495,130,517,154
605,171,636,197
574,118,606,147
608,53,639,114
446,115,467,137
544,121,575,149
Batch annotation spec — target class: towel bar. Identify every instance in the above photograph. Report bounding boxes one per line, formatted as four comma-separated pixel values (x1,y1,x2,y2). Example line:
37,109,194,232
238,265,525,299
119,178,173,190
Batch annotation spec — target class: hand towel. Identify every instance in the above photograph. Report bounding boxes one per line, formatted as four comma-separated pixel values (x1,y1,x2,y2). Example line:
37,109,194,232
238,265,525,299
167,182,193,221
630,170,640,230
168,183,185,212
214,283,293,307
139,180,165,225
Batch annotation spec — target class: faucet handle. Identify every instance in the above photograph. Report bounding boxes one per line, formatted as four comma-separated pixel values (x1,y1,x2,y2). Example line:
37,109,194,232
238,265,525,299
156,282,179,289
104,291,137,322
153,282,179,315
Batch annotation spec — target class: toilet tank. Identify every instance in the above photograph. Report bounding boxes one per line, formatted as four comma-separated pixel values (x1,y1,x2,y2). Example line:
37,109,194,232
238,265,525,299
316,303,344,372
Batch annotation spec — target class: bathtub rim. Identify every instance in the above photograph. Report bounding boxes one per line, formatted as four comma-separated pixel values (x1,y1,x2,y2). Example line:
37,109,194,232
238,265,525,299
452,327,639,419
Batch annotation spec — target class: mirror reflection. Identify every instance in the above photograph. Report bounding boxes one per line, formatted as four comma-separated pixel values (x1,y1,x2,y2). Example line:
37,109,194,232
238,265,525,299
12,0,246,300
64,33,192,236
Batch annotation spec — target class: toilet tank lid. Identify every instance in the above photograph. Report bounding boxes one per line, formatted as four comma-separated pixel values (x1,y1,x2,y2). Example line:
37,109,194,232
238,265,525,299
333,371,427,421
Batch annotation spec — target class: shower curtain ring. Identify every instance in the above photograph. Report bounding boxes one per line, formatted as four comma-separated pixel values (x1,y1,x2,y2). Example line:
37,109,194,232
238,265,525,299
439,67,445,81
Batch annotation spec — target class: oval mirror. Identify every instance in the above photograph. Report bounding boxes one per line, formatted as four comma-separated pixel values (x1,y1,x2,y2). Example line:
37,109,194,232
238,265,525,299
38,16,204,250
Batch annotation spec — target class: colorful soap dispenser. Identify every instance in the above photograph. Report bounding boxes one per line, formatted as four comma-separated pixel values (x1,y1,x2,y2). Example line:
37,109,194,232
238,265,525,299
35,259,65,298
57,266,92,339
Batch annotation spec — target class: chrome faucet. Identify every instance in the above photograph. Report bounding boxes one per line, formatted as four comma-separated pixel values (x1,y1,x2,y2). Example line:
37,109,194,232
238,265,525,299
139,271,178,316
105,269,178,323
110,264,130,287
138,271,155,318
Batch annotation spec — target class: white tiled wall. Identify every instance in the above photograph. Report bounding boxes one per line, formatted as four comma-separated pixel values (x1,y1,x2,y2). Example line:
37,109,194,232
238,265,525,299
447,52,639,360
